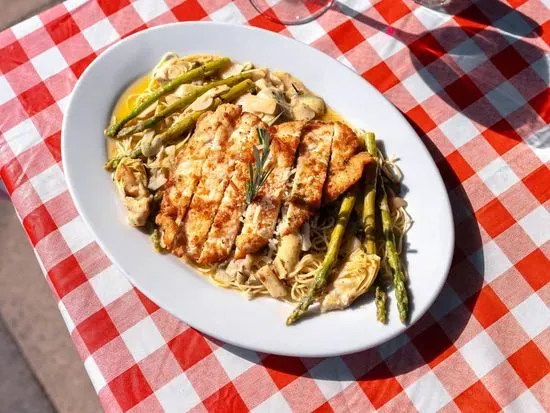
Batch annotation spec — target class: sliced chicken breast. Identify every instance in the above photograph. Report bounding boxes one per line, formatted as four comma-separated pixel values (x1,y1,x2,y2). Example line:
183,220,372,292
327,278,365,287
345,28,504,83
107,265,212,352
198,114,265,264
280,121,333,236
180,104,243,260
324,122,373,203
234,121,304,259
156,108,224,250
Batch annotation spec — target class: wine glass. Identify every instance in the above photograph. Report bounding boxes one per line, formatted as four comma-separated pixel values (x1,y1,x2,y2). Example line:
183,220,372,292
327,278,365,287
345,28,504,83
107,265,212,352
413,0,451,7
250,0,335,25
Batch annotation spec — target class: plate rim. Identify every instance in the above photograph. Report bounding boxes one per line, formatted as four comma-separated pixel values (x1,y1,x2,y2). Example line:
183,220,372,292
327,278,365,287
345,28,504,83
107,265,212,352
62,21,455,357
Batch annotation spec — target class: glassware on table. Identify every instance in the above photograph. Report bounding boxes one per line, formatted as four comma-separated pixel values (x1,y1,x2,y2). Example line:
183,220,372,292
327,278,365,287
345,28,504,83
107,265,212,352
413,0,451,7
250,0,335,25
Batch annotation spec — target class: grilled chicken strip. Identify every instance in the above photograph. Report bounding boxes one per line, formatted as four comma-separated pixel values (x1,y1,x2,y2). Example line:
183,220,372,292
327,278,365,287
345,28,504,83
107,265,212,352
180,104,243,260
198,114,265,264
279,121,334,236
234,121,304,259
324,122,373,203
156,108,227,250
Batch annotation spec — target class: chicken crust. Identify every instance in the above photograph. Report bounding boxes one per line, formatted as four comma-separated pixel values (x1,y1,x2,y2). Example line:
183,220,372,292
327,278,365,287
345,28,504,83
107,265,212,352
159,118,374,263
180,104,242,260
280,121,333,236
324,122,373,204
198,113,265,264
235,121,304,258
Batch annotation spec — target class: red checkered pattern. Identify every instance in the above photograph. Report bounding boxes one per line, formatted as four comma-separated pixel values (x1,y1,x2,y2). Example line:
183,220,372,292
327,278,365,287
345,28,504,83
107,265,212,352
1,0,549,411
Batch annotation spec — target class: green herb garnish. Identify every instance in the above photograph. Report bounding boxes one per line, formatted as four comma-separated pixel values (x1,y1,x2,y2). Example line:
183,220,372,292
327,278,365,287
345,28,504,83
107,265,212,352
245,127,273,205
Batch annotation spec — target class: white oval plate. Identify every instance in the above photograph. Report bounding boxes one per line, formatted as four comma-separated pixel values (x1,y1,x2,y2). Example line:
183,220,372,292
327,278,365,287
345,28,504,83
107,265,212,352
63,22,454,357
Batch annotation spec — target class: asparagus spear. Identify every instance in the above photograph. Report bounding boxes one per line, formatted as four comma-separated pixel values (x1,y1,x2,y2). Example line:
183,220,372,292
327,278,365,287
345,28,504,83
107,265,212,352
362,132,378,256
104,79,255,171
286,185,358,325
375,285,387,323
116,73,251,138
105,57,230,137
154,79,255,144
379,180,409,323
362,132,389,323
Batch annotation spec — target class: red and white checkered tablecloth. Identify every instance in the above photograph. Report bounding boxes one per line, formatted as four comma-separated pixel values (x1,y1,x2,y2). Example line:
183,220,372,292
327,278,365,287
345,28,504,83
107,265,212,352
1,0,549,411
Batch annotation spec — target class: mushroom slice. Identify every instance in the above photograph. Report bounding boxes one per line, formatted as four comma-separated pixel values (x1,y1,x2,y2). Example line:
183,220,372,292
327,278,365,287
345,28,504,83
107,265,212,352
220,62,244,79
189,95,214,112
320,249,380,312
238,94,278,115
140,131,163,158
291,95,325,121
153,56,194,82
256,265,288,298
188,85,231,112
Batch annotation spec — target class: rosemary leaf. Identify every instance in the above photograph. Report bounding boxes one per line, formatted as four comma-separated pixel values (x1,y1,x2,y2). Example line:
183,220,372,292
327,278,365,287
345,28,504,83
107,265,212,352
245,127,272,206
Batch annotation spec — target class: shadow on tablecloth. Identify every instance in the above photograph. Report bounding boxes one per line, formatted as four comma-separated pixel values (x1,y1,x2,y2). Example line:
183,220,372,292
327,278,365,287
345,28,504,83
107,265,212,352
337,0,548,133
215,0,550,379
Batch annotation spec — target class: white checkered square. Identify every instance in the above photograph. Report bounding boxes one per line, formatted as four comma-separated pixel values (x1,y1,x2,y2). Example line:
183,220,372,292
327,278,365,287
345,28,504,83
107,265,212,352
512,294,550,338
341,0,373,14
3,118,42,156
450,38,487,73
367,30,406,60
252,392,292,413
469,240,512,283
29,164,66,203
31,47,68,80
156,373,201,413
132,0,170,21
485,82,526,117
287,20,325,44
337,55,354,70
440,112,479,148
405,371,451,413
89,266,133,307
478,157,520,196
309,357,354,399
402,69,441,103
0,76,16,105
210,2,247,25
518,205,550,247
459,331,505,378
84,355,107,392
214,344,260,380
11,15,43,38
504,390,545,413
413,6,452,30
82,19,119,51
64,0,88,11
58,216,95,253
524,124,550,164
121,316,165,362
57,94,72,115
58,300,75,333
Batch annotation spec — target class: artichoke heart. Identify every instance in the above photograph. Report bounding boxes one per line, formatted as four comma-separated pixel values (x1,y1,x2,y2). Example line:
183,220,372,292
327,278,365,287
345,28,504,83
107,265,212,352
320,249,380,312
114,158,152,227
273,233,301,278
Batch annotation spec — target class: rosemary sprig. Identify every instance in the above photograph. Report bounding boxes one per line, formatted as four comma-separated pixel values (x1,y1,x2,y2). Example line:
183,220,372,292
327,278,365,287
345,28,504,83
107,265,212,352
245,128,273,205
